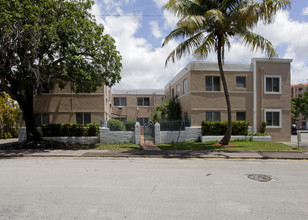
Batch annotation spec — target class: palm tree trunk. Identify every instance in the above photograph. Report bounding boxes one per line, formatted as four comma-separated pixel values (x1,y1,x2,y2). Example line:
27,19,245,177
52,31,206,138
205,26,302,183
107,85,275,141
217,38,232,145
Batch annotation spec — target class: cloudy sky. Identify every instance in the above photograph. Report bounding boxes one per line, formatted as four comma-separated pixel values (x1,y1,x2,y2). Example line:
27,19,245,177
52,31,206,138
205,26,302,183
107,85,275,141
91,0,308,89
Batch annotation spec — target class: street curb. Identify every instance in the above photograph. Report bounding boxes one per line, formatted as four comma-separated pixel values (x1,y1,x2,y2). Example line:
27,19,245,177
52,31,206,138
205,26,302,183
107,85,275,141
1,150,308,160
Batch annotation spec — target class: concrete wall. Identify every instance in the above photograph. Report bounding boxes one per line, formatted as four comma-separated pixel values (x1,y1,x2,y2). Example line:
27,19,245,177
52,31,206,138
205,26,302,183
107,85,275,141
100,128,134,143
19,123,142,144
154,123,201,144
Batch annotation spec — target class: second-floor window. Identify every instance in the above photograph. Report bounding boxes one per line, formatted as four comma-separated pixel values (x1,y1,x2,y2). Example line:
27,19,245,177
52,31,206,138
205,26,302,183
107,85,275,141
183,79,187,94
236,77,246,88
114,97,127,106
137,97,150,106
265,76,281,93
176,84,180,97
206,76,220,91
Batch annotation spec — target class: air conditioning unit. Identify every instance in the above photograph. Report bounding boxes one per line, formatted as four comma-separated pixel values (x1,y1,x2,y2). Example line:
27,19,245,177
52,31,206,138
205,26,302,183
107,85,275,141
118,106,123,110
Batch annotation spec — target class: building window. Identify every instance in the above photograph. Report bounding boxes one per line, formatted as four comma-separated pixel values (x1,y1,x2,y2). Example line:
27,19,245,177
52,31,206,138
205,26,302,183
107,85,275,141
34,113,50,127
137,97,150,106
76,113,91,125
176,84,180,97
265,75,281,93
114,97,127,106
183,79,187,94
206,76,220,91
183,112,188,120
137,118,149,126
206,112,221,121
172,88,174,99
236,77,246,88
264,109,281,128
236,112,246,121
302,121,306,128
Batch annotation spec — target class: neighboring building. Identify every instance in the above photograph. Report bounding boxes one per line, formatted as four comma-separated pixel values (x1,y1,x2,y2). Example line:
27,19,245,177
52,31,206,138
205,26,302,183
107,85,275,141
291,83,308,98
32,84,112,126
164,58,292,142
291,83,308,129
111,89,164,125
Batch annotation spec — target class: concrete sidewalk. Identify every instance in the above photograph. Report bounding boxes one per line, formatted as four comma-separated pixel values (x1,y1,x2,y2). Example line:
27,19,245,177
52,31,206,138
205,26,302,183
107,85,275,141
1,138,308,160
1,148,308,160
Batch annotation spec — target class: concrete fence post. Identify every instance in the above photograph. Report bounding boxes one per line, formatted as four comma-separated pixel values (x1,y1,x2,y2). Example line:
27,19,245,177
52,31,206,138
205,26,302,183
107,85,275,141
134,122,141,145
18,127,27,142
154,122,161,144
99,127,110,143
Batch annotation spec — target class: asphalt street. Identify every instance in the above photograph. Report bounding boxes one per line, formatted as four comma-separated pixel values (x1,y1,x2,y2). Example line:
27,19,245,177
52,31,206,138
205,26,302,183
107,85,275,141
0,158,308,220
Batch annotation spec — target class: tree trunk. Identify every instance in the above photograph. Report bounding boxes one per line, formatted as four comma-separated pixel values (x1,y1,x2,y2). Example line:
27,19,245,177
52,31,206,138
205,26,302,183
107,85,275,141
217,38,232,145
18,88,41,142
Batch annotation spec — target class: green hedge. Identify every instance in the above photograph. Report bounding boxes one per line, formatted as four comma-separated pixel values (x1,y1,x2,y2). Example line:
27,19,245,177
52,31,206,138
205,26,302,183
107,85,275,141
125,120,136,131
107,119,125,131
42,123,99,137
202,121,249,136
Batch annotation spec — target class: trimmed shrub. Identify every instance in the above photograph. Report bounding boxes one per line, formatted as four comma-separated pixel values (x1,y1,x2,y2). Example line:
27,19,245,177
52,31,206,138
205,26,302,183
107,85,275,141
202,121,249,136
108,119,125,131
125,120,136,131
259,121,267,134
86,123,100,136
70,124,86,136
41,123,98,137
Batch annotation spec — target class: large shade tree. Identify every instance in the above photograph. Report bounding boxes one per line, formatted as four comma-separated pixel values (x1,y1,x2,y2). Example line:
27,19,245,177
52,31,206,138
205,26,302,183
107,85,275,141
162,0,291,145
0,0,122,141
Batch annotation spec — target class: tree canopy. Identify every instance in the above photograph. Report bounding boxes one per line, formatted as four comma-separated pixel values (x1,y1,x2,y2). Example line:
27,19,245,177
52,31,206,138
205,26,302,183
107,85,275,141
0,0,122,141
292,87,308,123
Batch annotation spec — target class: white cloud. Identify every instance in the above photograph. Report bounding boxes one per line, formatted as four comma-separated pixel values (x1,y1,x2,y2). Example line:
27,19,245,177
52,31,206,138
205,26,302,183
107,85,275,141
92,0,308,89
92,0,189,89
303,7,308,15
149,21,162,38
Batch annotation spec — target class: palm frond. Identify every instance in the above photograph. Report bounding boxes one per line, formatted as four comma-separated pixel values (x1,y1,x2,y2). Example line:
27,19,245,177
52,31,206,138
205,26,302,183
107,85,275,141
164,0,206,17
193,32,216,59
234,0,291,28
165,31,206,66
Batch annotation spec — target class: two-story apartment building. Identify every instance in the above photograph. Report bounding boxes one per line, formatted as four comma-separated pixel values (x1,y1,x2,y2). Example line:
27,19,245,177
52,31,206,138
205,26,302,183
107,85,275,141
165,58,292,142
291,83,308,129
111,89,164,125
32,84,112,126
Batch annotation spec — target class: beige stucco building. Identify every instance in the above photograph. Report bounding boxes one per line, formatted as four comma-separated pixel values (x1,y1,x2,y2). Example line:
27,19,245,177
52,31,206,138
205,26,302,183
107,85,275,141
32,87,164,127
32,84,112,126
291,83,308,129
164,58,292,142
111,89,164,125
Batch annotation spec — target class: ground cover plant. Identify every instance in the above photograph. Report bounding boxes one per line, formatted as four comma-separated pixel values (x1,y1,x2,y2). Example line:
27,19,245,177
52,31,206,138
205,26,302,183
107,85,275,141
157,140,307,151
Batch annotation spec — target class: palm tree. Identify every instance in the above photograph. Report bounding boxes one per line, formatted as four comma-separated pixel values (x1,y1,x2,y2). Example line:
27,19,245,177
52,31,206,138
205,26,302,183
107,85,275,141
162,0,291,145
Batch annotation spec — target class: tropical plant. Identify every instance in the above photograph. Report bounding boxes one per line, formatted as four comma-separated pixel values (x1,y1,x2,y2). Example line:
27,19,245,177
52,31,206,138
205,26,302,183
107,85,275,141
151,98,182,122
0,0,122,142
162,0,291,145
0,92,19,138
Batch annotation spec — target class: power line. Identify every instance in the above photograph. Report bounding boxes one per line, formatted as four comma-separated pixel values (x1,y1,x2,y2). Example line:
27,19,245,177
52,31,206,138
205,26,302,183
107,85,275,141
293,14,307,60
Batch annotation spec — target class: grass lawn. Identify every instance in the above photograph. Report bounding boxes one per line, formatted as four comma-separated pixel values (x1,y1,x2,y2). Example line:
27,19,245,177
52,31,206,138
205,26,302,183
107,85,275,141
74,143,142,151
0,141,141,151
157,140,307,151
